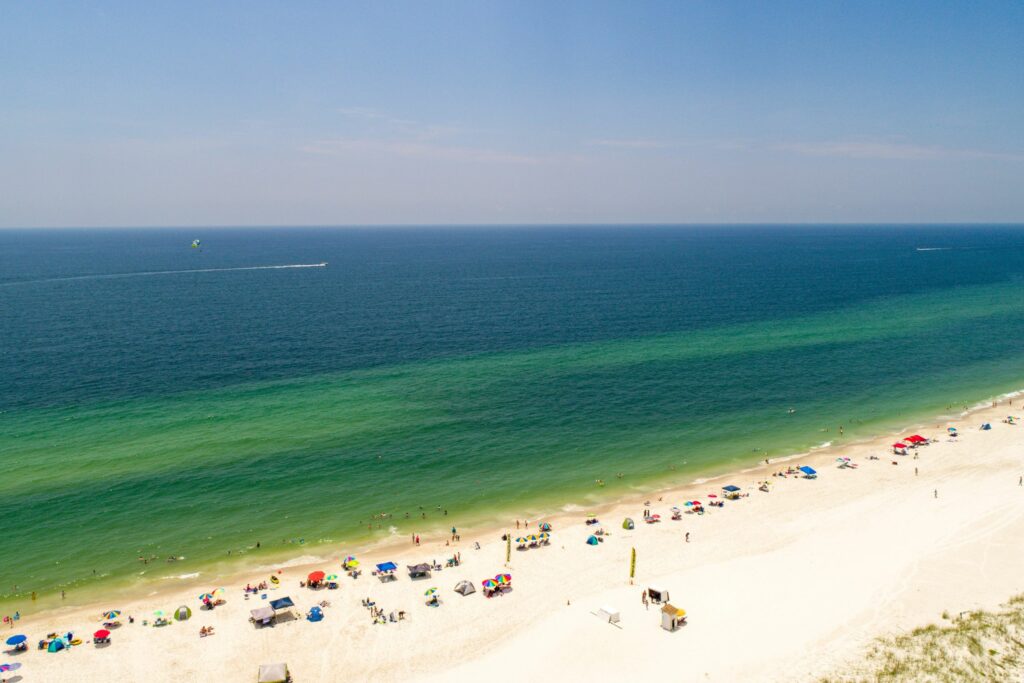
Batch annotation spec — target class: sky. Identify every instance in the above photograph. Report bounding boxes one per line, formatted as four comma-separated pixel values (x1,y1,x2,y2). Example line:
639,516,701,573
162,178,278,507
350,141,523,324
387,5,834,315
1,0,1022,227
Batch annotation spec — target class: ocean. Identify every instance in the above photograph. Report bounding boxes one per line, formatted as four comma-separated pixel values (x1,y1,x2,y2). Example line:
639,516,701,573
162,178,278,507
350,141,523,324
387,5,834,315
3,225,1024,607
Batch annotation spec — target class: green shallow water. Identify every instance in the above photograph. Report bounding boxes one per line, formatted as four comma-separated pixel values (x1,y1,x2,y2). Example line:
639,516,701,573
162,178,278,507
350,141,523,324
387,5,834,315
3,226,1024,611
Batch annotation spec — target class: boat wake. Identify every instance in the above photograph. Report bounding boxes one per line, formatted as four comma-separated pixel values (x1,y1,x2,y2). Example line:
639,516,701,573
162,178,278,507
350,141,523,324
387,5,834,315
0,263,328,287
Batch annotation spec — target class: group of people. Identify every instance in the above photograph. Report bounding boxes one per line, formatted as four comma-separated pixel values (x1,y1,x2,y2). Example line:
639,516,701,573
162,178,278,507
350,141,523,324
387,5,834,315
361,597,405,625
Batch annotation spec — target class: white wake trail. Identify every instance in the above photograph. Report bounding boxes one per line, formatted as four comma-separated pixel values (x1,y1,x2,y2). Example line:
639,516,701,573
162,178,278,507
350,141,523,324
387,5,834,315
1,263,328,287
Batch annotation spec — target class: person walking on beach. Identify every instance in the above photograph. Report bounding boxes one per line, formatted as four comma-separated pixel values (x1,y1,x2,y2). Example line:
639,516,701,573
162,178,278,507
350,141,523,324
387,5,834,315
934,489,938,498
915,467,918,476
1019,475,1022,486
685,532,690,543
642,590,648,610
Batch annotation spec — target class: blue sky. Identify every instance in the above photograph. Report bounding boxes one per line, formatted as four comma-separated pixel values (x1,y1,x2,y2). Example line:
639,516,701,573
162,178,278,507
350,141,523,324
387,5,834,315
1,1,1022,226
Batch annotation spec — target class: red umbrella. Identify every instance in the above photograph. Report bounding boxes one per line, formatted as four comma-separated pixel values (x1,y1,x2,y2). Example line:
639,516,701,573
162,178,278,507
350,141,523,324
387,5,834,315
892,443,907,448
707,494,717,498
94,629,110,639
691,501,702,506
308,570,325,582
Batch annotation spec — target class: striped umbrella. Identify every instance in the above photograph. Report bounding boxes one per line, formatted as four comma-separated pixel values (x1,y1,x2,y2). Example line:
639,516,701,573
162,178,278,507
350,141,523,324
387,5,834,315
324,574,338,582
539,532,550,540
514,537,528,544
481,579,497,589
343,555,357,566
198,593,214,602
153,610,166,618
211,587,225,597
527,535,538,542
0,663,22,673
424,587,438,596
101,610,121,621
494,573,512,584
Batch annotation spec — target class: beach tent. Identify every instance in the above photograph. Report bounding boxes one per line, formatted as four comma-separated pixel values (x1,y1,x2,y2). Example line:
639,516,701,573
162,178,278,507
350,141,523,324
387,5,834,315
454,580,476,596
586,535,599,545
596,606,620,625
408,563,431,578
905,435,926,444
798,466,817,478
269,597,294,611
250,607,275,626
47,638,66,653
660,604,687,632
981,423,992,430
307,606,323,623
174,605,192,621
257,662,290,683
622,518,635,530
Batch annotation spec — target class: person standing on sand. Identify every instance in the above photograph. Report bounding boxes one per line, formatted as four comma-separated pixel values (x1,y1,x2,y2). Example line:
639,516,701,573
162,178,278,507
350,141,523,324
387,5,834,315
1019,475,1022,486
642,590,648,610
685,532,690,543
934,489,938,498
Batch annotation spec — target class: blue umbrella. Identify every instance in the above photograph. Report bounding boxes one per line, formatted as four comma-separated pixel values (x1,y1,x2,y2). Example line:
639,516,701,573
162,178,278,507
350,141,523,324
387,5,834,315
5,635,25,646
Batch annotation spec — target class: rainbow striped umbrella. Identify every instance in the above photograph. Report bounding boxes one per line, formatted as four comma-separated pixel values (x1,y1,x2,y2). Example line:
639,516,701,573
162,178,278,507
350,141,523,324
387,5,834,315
494,573,512,584
101,610,121,621
211,587,225,597
481,579,497,589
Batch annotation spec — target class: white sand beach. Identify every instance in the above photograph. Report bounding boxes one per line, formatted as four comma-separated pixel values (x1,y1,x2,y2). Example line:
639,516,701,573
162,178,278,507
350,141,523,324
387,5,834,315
9,402,1024,682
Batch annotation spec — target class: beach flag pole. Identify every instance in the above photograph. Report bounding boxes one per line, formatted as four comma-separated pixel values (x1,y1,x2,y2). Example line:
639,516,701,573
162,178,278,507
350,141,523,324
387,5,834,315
629,547,636,585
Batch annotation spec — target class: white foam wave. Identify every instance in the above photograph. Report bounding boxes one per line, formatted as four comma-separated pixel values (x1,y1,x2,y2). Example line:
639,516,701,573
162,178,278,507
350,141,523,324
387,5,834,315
162,572,200,580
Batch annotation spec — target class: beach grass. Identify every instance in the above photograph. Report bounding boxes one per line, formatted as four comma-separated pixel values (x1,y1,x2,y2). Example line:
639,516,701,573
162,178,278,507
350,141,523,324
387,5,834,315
823,595,1024,682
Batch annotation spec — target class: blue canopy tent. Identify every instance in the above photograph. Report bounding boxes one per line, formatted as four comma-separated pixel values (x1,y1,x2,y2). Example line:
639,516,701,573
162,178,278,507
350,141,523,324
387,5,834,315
307,606,323,623
376,562,397,572
47,638,66,653
722,485,741,492
269,597,294,611
586,535,599,545
799,466,817,478
376,561,398,581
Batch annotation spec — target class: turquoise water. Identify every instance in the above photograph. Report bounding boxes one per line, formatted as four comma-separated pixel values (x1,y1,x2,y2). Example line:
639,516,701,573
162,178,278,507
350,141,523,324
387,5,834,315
3,225,1024,608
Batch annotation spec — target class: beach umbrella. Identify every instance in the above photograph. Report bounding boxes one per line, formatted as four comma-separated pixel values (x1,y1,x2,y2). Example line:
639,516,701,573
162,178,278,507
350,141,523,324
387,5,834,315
4,635,25,646
707,494,717,498
345,560,359,568
539,522,552,531
481,579,497,589
308,570,326,583
495,574,511,584
198,593,214,602
324,574,338,582
514,537,528,544
153,610,166,618
539,532,550,540
527,534,538,542
211,587,225,597
0,662,21,673
174,605,192,621
424,588,438,596
93,629,110,639
101,610,121,621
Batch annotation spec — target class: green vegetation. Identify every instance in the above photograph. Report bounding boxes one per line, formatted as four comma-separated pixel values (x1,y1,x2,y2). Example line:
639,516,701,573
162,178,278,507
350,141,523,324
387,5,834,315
823,595,1024,682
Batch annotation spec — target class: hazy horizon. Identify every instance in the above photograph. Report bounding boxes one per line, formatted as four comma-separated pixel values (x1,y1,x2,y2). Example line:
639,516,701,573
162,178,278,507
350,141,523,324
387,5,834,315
2,1,1022,228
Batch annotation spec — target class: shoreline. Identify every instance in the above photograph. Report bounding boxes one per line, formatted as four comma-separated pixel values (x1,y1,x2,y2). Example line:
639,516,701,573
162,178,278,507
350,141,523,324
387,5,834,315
16,386,1022,623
